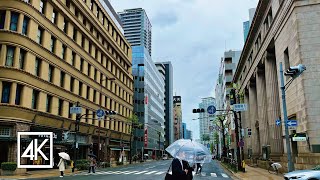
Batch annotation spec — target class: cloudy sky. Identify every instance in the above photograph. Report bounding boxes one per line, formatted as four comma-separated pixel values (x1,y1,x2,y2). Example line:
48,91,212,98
109,0,259,140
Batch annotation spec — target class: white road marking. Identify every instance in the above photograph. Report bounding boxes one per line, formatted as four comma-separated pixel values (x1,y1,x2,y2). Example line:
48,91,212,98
154,171,165,175
144,170,157,175
145,166,156,169
210,173,217,177
123,171,139,174
221,173,229,178
134,170,148,174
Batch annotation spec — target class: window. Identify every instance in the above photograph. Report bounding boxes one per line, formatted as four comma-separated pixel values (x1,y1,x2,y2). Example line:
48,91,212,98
10,12,19,31
22,16,29,35
60,71,65,87
80,58,84,71
86,86,90,99
79,81,83,95
63,20,68,33
58,99,63,116
31,89,39,109
94,69,97,81
35,58,41,76
52,10,57,24
70,77,74,92
14,84,22,105
85,109,89,123
81,36,85,47
48,65,53,82
50,37,56,52
88,64,91,76
1,82,11,103
93,90,96,103
46,95,52,112
61,45,66,59
19,49,26,69
39,0,45,14
68,102,72,118
0,11,5,29
37,28,43,44
73,28,77,41
6,46,15,67
71,52,75,66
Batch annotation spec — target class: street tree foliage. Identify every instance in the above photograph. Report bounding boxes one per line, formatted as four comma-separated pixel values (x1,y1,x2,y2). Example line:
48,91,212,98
128,114,141,133
213,131,219,145
202,134,210,142
232,83,244,103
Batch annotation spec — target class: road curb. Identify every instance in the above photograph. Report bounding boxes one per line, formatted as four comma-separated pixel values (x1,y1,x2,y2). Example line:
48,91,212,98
218,161,241,180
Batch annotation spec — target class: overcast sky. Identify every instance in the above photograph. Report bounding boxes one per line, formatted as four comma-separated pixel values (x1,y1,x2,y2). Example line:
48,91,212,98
109,0,259,140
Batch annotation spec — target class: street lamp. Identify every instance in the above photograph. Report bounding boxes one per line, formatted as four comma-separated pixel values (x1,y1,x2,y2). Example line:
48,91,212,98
97,76,115,163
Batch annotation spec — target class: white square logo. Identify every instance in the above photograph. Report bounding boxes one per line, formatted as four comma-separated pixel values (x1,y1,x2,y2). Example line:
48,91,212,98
17,132,53,168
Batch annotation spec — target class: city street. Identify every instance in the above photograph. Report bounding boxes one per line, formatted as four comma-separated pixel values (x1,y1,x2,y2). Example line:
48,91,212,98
35,160,232,180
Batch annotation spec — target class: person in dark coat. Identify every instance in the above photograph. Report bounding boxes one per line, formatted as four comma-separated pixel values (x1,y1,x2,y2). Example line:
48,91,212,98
171,151,188,179
182,160,194,180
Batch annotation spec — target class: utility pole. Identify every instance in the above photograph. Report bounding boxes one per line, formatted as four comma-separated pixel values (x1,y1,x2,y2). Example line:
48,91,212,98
230,89,241,171
74,101,80,169
158,132,161,159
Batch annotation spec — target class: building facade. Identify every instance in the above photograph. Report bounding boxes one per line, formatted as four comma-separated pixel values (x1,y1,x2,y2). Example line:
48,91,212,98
199,97,216,142
243,8,256,43
155,61,174,147
185,129,192,140
173,96,182,140
118,8,152,56
0,0,134,166
233,0,320,170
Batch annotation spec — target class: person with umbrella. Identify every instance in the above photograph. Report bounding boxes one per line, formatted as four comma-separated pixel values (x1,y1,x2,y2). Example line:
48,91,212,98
58,152,70,177
171,151,188,179
88,154,97,173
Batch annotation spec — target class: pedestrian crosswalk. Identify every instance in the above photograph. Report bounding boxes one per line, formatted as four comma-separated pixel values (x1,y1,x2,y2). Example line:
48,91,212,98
75,170,229,178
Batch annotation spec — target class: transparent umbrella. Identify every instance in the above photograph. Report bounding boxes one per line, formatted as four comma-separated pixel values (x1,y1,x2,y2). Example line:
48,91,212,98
165,139,212,163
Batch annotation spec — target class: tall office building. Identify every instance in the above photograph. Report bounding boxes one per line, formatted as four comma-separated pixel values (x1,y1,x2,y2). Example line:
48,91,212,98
173,96,182,140
182,123,187,139
0,0,134,166
155,61,174,147
119,8,165,156
199,97,216,141
185,129,192,140
118,8,152,56
243,8,256,42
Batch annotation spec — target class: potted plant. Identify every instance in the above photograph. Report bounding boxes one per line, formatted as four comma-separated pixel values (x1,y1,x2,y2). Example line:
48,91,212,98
1,162,17,176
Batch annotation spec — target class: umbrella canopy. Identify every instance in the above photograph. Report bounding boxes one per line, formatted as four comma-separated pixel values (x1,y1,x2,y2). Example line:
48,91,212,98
165,139,212,163
58,152,70,160
88,153,97,158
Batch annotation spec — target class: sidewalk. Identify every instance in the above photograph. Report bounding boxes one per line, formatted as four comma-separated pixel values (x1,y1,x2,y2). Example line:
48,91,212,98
221,163,283,180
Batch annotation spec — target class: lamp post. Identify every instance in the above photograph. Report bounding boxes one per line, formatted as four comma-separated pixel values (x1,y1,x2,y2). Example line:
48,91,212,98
98,76,115,163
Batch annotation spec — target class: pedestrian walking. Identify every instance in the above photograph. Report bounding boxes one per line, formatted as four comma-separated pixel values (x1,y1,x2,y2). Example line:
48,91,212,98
71,160,75,173
57,157,66,177
171,151,188,179
196,163,202,175
88,157,96,173
182,160,194,180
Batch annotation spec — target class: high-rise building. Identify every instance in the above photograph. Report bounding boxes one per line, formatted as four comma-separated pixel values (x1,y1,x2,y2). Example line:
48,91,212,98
243,8,256,42
182,123,187,139
155,62,174,147
185,129,192,140
119,8,165,157
199,97,216,141
118,8,152,56
173,96,182,140
0,0,133,166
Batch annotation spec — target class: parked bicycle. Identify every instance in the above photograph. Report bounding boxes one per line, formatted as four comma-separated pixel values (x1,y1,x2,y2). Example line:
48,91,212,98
267,159,282,174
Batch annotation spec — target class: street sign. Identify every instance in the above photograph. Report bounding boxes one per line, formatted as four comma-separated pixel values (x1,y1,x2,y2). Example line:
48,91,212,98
293,137,306,141
233,104,248,112
287,120,297,127
96,109,105,118
276,119,281,126
70,107,82,114
207,105,216,114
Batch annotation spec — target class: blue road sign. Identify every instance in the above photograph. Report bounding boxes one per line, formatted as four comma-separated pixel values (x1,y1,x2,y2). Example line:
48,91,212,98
207,105,216,115
96,109,105,118
276,119,281,126
287,120,297,126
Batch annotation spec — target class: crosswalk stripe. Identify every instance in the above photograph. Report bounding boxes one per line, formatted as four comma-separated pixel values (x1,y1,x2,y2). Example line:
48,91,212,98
154,171,165,175
221,173,228,178
144,170,157,175
123,171,138,174
210,173,217,177
134,171,148,174
113,171,123,174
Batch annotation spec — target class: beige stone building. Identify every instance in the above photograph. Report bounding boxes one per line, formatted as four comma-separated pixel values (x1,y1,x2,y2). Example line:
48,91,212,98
233,0,320,170
173,96,182,140
0,0,134,167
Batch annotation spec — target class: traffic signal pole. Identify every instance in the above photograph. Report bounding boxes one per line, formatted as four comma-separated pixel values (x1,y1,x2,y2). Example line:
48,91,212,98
280,62,295,172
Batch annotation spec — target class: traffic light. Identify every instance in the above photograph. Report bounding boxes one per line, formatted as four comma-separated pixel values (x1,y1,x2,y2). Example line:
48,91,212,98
75,114,81,132
284,64,306,78
192,108,205,113
230,89,236,105
247,128,252,136
106,110,117,115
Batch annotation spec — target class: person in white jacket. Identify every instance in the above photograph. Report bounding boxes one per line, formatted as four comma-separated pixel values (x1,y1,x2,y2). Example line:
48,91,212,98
57,158,66,177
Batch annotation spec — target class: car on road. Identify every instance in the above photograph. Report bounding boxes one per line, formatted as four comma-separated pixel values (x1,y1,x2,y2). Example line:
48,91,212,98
284,167,320,180
162,154,168,160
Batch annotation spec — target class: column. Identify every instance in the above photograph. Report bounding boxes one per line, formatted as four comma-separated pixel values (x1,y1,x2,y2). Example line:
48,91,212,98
0,44,6,66
65,47,72,65
64,74,71,91
265,51,283,155
256,66,269,148
21,86,33,109
243,89,250,158
24,52,35,74
52,68,60,86
249,79,260,156
13,47,20,68
38,91,47,112
4,10,10,30
51,97,59,115
9,82,17,105
62,101,69,118
17,13,24,33
73,79,79,95
0,81,2,101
